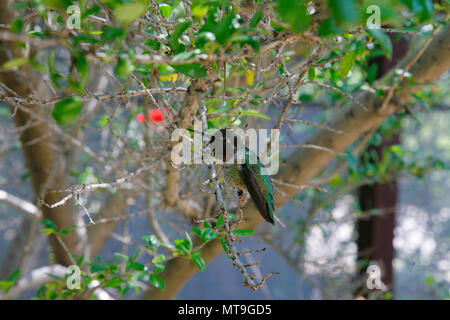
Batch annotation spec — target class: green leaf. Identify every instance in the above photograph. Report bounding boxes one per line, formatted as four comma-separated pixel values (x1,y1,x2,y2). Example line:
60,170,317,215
40,228,55,236
41,219,57,230
213,9,236,44
105,276,123,288
114,2,146,24
142,235,160,248
74,52,89,86
340,50,356,77
328,0,359,25
249,11,263,28
367,29,393,60
101,26,125,42
174,239,191,254
367,63,378,84
169,21,191,54
153,264,165,274
52,97,83,125
275,0,310,33
1,57,28,70
200,228,218,243
191,227,202,237
191,251,206,271
218,237,229,252
41,0,73,10
216,214,224,227
230,35,260,53
159,4,172,19
240,109,271,120
425,275,435,286
126,261,145,271
172,63,207,78
144,38,161,51
308,66,316,81
191,1,209,19
57,230,69,236
403,0,434,22
329,175,343,187
8,269,21,283
10,18,23,34
149,274,165,290
318,18,341,37
151,254,166,265
232,229,254,237
114,252,129,261
115,58,135,78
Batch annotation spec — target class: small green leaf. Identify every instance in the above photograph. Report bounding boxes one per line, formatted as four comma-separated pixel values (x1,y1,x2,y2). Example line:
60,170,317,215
425,275,435,286
40,228,55,236
74,52,89,86
1,57,28,70
149,274,165,290
159,4,172,19
10,18,23,34
151,254,166,265
240,109,271,120
51,97,83,125
318,18,341,37
275,0,310,33
200,228,218,243
101,26,125,42
328,0,359,25
169,21,191,54
191,227,202,237
153,264,165,274
142,235,161,248
308,66,316,81
144,38,161,51
41,0,73,10
8,269,21,284
114,252,129,261
340,50,356,77
57,230,69,236
105,276,123,288
230,35,260,53
114,2,146,24
249,11,263,28
172,63,207,78
115,58,135,78
191,251,206,271
216,214,224,227
41,219,57,230
367,29,393,60
329,175,343,187
232,229,254,237
126,261,145,271
367,63,378,84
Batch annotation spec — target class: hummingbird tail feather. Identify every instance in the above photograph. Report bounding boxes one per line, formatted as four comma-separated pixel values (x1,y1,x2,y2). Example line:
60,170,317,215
241,164,275,224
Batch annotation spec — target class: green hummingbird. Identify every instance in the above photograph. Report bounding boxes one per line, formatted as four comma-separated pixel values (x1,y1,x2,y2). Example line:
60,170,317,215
209,129,275,224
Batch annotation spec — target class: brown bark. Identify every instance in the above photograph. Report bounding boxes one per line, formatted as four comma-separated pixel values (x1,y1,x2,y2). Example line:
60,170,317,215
143,24,450,299
0,0,87,267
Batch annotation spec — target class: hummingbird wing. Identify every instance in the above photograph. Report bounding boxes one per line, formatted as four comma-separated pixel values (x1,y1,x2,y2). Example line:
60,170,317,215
240,163,275,224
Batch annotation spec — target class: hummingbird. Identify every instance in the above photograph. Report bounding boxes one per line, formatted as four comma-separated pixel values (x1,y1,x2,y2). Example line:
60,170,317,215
208,129,275,224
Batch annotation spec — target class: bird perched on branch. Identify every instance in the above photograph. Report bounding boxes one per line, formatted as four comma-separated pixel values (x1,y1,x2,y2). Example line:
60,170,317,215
209,129,275,224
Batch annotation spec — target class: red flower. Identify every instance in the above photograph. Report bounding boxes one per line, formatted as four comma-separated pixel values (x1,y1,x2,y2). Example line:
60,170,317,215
136,108,170,124
149,109,164,122
136,113,146,123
